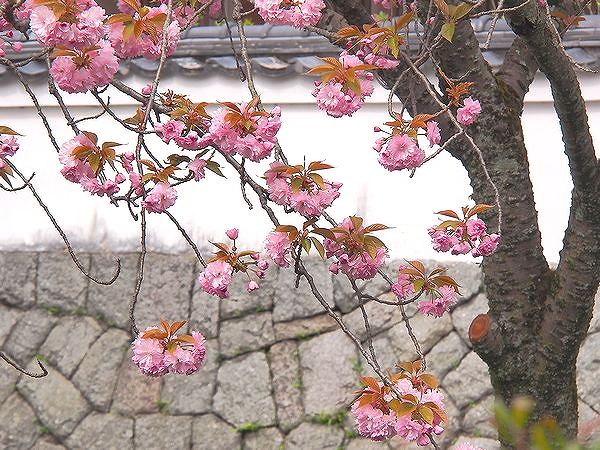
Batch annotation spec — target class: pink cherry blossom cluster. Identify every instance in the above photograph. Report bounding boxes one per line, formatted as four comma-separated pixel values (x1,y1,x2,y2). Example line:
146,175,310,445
155,119,205,150
352,377,445,445
108,3,180,60
456,96,482,126
254,0,325,28
372,0,400,8
0,131,19,172
264,230,293,268
142,182,178,213
312,53,374,118
325,217,388,280
200,104,281,162
27,0,121,93
132,323,206,377
264,161,341,217
197,229,269,298
429,217,500,257
374,133,425,172
391,263,460,317
58,132,128,197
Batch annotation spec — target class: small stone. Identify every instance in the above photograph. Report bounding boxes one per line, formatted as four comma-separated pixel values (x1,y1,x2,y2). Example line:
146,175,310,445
66,412,133,450
285,423,343,450
135,414,192,450
110,351,161,416
37,251,89,312
0,364,18,403
0,252,37,307
31,437,67,449
213,351,276,427
0,393,41,448
189,286,220,339
451,293,489,346
299,330,357,415
273,313,337,341
72,328,130,411
161,339,218,415
4,308,57,365
0,304,23,345
243,427,284,450
219,265,277,319
273,258,333,322
425,332,469,381
136,253,196,331
18,362,90,438
346,438,385,450
343,297,405,341
579,399,600,444
452,436,501,450
38,316,103,377
219,312,274,358
462,396,496,440
577,332,600,411
444,352,493,409
87,253,139,329
269,341,303,430
192,414,240,450
387,311,453,356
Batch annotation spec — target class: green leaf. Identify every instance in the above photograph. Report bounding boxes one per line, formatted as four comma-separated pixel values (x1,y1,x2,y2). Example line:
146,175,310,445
302,238,312,254
440,22,456,43
309,237,325,259
205,160,226,178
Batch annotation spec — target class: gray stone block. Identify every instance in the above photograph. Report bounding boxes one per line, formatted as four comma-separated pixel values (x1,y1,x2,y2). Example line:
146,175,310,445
270,341,303,430
192,414,240,450
18,362,90,439
219,312,274,358
299,330,357,415
273,258,333,322
213,352,276,427
66,413,133,450
0,393,41,448
110,351,161,416
87,253,139,329
39,316,103,377
444,352,493,409
0,252,37,308
72,328,130,411
135,253,196,331
37,251,89,312
285,423,343,450
4,308,57,365
135,414,193,450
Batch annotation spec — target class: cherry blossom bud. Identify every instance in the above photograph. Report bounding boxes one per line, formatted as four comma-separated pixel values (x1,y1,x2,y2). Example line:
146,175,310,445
247,281,259,292
115,173,126,184
226,228,239,240
374,126,381,132
257,259,269,270
251,252,260,261
141,84,153,95
256,270,265,279
329,262,339,274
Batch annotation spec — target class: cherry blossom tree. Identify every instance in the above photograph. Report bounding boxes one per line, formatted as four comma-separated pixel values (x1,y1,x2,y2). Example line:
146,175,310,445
0,0,596,447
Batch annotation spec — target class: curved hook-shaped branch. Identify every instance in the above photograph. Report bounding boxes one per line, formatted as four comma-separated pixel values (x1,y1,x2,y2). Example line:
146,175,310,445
6,161,122,285
0,171,34,192
0,351,48,378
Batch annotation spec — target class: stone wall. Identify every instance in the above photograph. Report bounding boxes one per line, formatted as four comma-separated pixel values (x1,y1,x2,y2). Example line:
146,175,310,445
1,251,598,450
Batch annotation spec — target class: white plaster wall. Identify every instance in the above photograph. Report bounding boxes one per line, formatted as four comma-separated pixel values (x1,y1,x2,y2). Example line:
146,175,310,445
0,71,598,263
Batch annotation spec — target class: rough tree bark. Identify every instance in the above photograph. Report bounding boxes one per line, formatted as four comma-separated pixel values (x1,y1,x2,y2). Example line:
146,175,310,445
322,0,599,444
